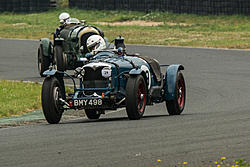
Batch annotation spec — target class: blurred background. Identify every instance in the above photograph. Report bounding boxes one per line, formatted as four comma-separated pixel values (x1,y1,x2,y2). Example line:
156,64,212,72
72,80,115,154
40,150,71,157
0,0,250,15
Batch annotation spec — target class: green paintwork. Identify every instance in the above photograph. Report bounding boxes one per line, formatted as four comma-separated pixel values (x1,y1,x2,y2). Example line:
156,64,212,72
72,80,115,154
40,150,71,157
40,38,52,57
39,23,104,71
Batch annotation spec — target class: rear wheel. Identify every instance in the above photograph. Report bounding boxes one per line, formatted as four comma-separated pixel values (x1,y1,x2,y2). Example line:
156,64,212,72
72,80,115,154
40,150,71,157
166,72,186,115
38,44,50,77
85,109,101,119
42,76,65,124
126,75,147,120
54,45,66,71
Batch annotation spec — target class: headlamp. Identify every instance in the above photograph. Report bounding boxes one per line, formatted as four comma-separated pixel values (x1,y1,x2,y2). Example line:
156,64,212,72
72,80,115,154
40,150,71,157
81,68,85,76
74,67,85,79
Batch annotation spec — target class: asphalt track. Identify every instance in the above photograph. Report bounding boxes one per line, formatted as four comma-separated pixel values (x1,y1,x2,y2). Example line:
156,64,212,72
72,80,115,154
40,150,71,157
0,38,250,167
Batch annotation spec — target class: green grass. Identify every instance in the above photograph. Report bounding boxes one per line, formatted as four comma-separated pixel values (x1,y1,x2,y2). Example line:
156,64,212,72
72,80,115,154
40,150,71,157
0,80,74,118
154,157,249,167
209,158,250,167
1,8,250,48
0,80,42,118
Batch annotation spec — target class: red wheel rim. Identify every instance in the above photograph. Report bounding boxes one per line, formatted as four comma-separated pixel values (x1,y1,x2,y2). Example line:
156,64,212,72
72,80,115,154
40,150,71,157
177,77,185,108
137,82,146,113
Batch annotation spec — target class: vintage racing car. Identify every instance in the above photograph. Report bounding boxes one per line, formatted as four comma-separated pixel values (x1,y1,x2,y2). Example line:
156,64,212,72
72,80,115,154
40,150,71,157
41,36,186,124
38,14,104,77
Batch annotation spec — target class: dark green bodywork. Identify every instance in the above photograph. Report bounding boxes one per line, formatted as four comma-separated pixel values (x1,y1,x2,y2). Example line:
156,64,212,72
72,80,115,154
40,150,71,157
40,24,104,70
40,38,52,57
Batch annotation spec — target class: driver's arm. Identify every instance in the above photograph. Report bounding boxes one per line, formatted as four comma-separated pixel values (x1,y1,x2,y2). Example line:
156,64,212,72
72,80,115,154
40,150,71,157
56,24,65,36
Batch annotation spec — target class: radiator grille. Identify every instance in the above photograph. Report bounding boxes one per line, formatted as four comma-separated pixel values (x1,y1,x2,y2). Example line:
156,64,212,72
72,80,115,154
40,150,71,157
83,66,108,95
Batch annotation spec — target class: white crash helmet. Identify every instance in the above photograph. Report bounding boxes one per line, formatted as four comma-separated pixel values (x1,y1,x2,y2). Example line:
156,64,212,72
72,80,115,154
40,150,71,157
86,35,106,54
59,12,70,24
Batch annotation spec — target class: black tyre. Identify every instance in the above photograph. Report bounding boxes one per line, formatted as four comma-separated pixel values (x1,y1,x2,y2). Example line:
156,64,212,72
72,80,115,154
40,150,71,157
126,75,147,120
85,109,101,119
166,72,186,115
41,76,65,124
38,44,50,77
54,45,66,71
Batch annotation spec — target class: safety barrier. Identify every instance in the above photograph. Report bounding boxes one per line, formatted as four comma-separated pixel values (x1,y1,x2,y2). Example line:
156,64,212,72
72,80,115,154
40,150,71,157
0,0,50,12
69,0,250,15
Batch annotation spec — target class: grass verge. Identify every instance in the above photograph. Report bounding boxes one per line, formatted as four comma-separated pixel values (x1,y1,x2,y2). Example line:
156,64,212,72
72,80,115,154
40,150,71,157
1,8,250,49
0,80,41,118
154,157,249,167
0,80,74,118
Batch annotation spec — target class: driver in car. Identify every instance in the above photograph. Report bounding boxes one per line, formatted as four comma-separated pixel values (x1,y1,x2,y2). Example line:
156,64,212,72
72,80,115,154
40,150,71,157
55,12,70,36
56,12,83,36
86,35,107,55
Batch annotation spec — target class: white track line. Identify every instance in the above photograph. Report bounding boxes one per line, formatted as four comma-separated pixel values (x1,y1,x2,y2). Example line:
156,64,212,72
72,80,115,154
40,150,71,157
1,38,249,52
106,108,126,115
127,44,250,52
0,38,38,42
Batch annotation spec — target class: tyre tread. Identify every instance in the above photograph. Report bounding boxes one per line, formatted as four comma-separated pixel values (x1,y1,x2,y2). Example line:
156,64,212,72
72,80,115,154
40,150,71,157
166,72,186,115
42,77,63,124
126,75,146,120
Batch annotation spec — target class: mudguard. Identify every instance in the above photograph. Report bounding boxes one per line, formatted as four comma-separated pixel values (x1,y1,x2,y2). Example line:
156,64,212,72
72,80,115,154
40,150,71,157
54,38,64,46
129,68,142,75
43,69,65,78
40,38,52,57
43,69,57,76
164,64,184,100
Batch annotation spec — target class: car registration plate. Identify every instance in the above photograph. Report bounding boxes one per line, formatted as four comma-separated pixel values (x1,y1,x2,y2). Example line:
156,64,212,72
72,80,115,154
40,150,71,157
74,99,103,107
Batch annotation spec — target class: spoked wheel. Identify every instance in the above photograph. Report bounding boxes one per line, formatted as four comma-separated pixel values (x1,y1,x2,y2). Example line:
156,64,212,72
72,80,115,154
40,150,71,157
126,75,147,120
42,76,65,124
85,109,101,119
38,44,50,77
166,72,186,115
54,45,66,71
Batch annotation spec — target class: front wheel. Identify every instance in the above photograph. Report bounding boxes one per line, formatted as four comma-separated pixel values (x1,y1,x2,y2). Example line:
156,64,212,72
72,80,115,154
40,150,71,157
85,109,101,119
54,45,66,71
41,77,65,124
126,75,147,120
166,72,186,115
